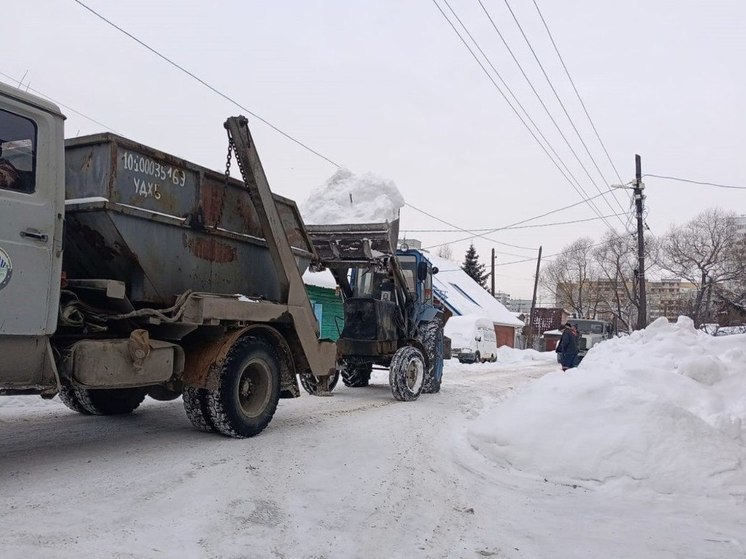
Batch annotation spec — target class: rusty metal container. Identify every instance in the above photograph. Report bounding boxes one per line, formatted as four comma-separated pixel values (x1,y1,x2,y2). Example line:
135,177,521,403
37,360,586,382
62,133,315,306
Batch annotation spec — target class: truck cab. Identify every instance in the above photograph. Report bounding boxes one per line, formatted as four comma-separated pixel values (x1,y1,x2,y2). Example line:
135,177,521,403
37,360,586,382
0,81,65,393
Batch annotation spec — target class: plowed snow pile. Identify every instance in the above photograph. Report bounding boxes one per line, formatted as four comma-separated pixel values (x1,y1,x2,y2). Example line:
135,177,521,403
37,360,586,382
301,168,404,224
469,317,746,497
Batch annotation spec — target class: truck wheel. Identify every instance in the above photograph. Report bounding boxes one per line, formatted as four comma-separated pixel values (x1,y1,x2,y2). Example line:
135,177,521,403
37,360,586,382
419,320,444,394
300,370,340,395
182,386,217,432
341,364,372,387
74,387,147,415
57,381,92,415
205,337,281,438
389,346,425,402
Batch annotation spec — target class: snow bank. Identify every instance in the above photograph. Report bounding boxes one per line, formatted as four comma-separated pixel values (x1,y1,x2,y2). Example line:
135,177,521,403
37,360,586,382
469,317,746,497
300,168,404,225
495,346,556,363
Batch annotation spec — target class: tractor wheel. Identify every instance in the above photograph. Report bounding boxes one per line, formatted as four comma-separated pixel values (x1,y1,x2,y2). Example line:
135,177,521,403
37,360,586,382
205,337,281,438
73,387,148,415
341,364,372,388
389,346,425,402
57,381,92,415
300,370,340,395
182,386,217,433
419,319,444,394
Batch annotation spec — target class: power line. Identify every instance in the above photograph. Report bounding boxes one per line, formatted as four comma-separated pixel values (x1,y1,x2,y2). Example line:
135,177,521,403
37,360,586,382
421,187,621,250
430,0,615,233
0,70,122,134
531,0,625,186
477,0,629,230
643,174,746,190
73,0,340,168
401,212,626,233
439,0,616,233
404,202,537,255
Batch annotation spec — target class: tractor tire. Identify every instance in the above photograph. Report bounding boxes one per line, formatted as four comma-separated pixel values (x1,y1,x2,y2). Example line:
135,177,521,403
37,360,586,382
300,370,340,395
389,346,425,402
419,319,444,394
204,337,281,438
73,387,147,415
182,386,217,433
57,381,92,415
341,364,372,388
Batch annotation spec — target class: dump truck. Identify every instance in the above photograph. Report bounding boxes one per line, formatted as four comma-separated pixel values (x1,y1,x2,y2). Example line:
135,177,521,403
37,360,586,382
305,222,447,400
0,81,337,437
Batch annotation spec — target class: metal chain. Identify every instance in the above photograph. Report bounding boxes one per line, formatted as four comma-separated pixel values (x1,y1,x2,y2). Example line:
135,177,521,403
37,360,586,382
213,135,235,230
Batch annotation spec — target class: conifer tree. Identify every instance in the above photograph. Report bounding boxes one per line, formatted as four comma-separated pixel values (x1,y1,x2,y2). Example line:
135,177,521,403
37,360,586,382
461,243,488,288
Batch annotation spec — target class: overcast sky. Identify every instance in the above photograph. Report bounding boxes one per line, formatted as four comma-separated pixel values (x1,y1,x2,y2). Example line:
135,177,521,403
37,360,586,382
6,1,745,300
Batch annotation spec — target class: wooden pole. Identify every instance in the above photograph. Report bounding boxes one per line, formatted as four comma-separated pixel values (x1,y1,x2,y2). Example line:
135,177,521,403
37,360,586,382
527,246,543,349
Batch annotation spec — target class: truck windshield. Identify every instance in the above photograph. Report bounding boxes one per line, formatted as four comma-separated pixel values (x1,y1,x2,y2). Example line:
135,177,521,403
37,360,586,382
0,108,36,193
571,320,605,334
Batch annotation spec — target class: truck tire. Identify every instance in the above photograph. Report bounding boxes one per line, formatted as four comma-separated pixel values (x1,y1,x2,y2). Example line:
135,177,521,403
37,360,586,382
419,319,444,394
205,337,281,438
74,387,147,415
182,386,217,433
57,382,92,415
389,346,425,402
300,370,340,395
341,364,372,388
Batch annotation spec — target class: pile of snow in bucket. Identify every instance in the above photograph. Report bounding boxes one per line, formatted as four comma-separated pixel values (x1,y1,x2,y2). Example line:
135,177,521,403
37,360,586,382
300,168,404,224
469,317,746,497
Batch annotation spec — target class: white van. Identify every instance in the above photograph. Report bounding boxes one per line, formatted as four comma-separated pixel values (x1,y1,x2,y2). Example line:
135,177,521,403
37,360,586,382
445,315,498,364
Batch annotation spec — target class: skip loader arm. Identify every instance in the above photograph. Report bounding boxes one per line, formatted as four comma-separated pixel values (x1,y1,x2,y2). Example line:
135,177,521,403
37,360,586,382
224,116,336,376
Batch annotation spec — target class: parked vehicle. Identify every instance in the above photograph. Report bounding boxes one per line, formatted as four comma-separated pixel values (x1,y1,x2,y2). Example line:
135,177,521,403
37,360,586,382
305,223,447,399
446,315,497,364
568,318,614,363
0,81,338,437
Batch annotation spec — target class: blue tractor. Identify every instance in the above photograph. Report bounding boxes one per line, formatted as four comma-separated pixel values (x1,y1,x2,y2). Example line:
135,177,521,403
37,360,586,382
305,222,447,400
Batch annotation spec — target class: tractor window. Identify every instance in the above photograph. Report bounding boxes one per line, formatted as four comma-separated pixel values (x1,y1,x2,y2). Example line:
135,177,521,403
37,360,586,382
397,255,417,294
0,108,36,193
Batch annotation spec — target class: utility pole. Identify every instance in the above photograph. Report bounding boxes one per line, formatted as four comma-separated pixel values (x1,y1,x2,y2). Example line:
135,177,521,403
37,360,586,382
634,154,647,330
491,248,495,296
526,245,542,349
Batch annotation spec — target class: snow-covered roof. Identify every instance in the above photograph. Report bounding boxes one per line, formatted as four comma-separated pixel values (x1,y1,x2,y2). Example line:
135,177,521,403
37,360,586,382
302,269,338,290
426,254,524,328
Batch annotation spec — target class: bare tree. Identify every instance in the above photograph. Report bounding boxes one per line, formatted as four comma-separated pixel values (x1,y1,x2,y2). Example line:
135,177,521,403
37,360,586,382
593,231,659,331
659,208,746,326
437,244,453,260
541,237,597,317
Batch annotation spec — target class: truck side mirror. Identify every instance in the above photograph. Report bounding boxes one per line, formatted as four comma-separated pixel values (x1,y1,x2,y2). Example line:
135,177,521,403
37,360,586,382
417,261,428,281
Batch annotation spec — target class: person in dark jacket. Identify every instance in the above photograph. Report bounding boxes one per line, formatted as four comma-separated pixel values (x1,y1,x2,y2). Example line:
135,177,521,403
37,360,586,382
556,322,579,371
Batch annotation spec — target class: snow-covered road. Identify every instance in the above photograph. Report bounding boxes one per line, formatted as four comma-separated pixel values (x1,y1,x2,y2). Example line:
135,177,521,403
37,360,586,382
1,354,743,559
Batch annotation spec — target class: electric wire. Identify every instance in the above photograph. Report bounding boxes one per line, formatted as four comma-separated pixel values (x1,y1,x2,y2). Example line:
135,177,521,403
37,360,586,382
421,187,621,250
477,0,629,230
440,0,615,233
644,174,746,190
531,0,625,185
401,212,626,233
530,0,637,233
0,70,122,135
431,0,615,233
73,0,341,168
